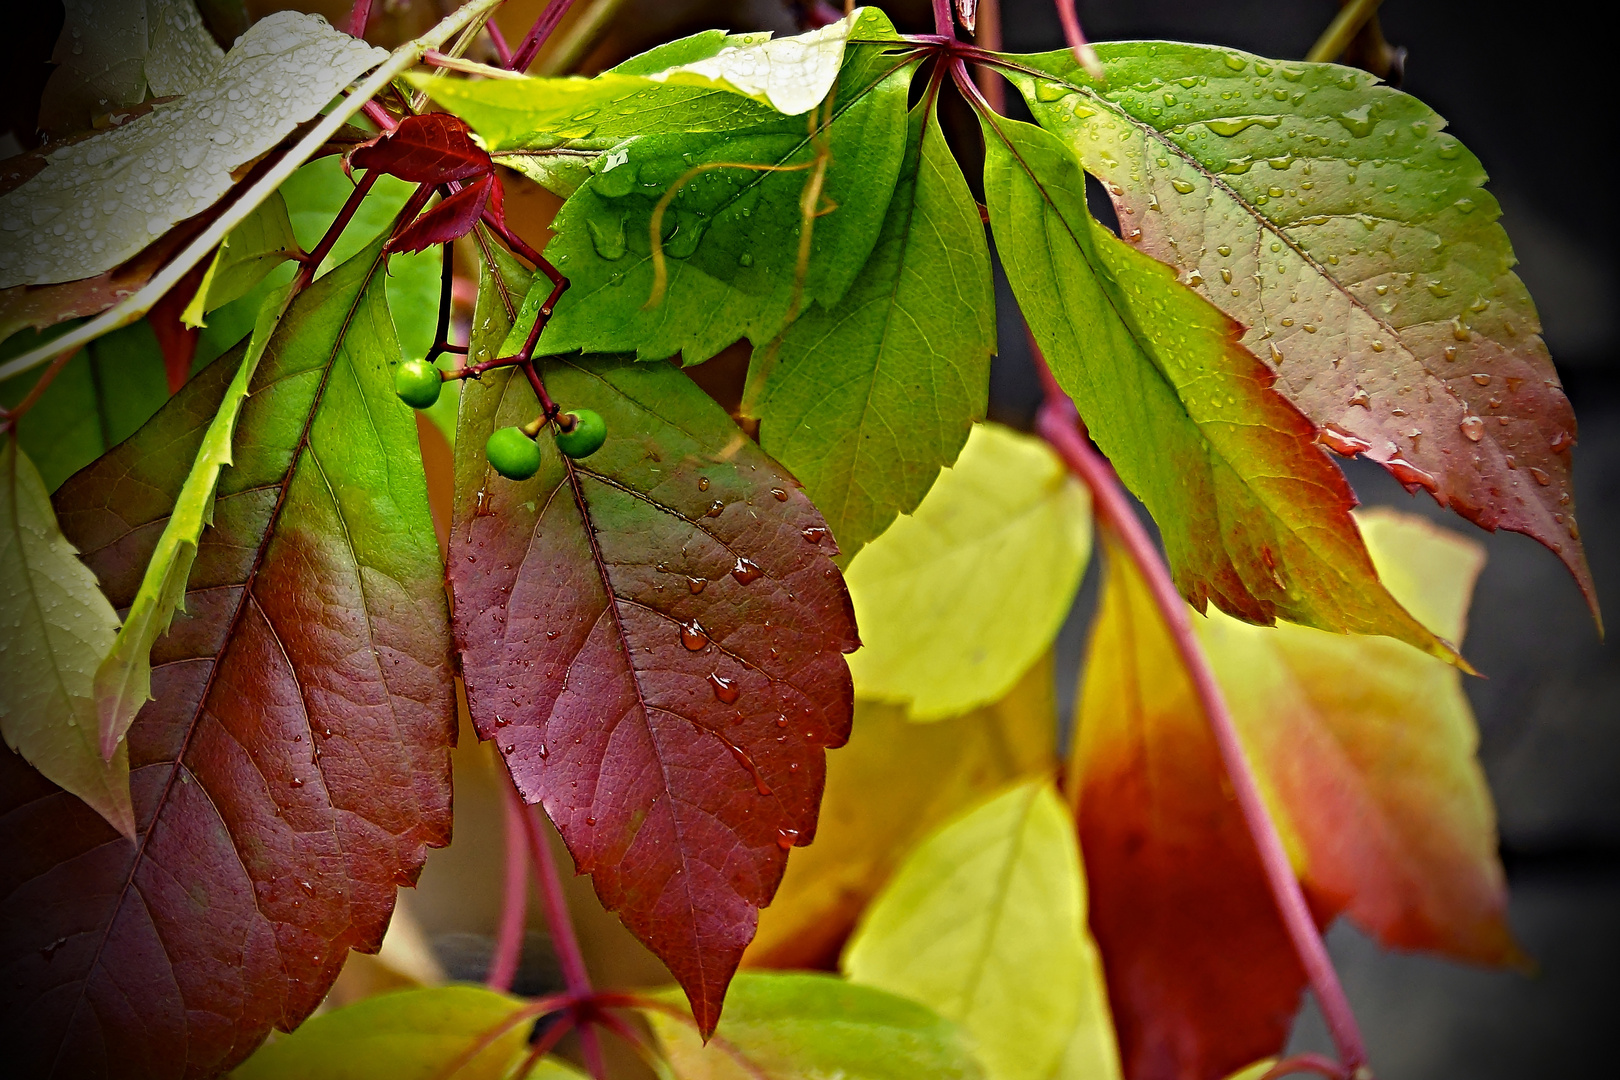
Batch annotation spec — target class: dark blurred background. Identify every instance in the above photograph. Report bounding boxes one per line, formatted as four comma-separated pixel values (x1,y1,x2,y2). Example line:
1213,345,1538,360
4,2,1613,1077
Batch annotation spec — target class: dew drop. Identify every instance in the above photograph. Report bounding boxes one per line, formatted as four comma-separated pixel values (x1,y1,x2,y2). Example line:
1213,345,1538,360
708,672,741,704
1529,466,1552,486
731,556,763,584
680,620,709,651
776,828,800,850
687,576,707,594
1349,387,1371,408
802,526,828,544
697,476,710,491
705,500,725,517
546,629,559,639
770,487,788,501
1318,425,1372,456
1472,373,1491,386
725,741,772,795
1171,178,1196,194
1550,430,1573,453
1385,454,1439,493
1459,415,1485,441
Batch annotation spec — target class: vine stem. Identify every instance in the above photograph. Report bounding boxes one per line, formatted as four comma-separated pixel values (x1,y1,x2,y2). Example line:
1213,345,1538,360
1053,0,1105,81
1307,0,1386,63
505,770,608,1079
1029,346,1370,1080
931,0,955,36
511,0,582,72
486,782,531,993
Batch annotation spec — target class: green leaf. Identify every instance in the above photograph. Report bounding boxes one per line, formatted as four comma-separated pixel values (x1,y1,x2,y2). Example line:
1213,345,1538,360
181,191,301,328
0,322,170,492
0,438,131,836
92,282,292,763
230,985,586,1080
843,779,1112,1080
3,12,386,287
414,9,900,152
1007,45,1595,617
646,971,985,1080
983,114,1454,661
844,423,1091,720
748,94,994,561
517,48,912,366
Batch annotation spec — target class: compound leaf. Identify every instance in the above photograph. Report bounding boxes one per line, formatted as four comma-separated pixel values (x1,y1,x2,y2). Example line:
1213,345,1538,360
985,115,1452,660
0,439,130,837
844,423,1091,719
0,236,455,1078
231,985,586,1080
2,12,385,288
645,971,984,1080
450,277,859,1037
843,779,1108,1080
749,94,994,561
1010,46,1595,620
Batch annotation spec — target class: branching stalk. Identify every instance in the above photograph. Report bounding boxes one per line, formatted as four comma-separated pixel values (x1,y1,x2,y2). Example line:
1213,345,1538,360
511,0,582,72
1307,0,1387,63
1029,342,1370,1079
487,783,531,993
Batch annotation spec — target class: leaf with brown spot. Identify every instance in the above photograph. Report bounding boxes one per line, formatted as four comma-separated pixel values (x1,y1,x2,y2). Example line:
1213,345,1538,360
0,236,454,1078
450,259,858,1037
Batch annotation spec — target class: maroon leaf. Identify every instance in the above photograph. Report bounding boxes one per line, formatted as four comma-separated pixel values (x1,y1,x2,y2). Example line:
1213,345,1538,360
450,259,858,1036
0,237,454,1078
388,173,495,254
148,257,208,393
350,112,491,185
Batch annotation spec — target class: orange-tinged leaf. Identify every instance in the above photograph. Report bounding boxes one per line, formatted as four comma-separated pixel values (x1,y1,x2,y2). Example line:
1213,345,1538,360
747,653,1058,971
1197,509,1517,965
1072,509,1513,1080
1071,536,1308,1080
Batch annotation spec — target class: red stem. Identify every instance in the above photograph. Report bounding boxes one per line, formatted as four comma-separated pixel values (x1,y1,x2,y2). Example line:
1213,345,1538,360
1030,347,1369,1076
487,784,531,992
1053,0,1104,79
508,770,607,1079
511,0,581,72
931,0,956,36
487,20,515,66
1262,1053,1353,1080
346,0,374,37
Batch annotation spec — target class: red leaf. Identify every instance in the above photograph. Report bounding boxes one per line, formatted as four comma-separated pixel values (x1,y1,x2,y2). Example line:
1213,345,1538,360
0,239,454,1077
1073,538,1314,1080
450,273,857,1035
350,112,491,185
389,174,495,254
148,257,209,393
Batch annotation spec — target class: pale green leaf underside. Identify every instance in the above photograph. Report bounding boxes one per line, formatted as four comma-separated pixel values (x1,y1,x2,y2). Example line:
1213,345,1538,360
647,972,985,1080
0,440,130,836
93,281,294,763
752,97,994,564
844,423,1091,720
1007,44,1593,611
1,12,386,288
843,780,1101,1080
230,985,586,1080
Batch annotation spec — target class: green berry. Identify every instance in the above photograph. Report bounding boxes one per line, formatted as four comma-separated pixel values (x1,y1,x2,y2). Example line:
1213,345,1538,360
555,409,607,459
485,426,541,480
394,360,443,409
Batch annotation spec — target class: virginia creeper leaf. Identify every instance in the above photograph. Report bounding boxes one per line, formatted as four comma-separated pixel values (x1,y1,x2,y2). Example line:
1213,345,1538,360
181,192,301,328
451,278,859,1037
1009,47,1596,619
413,10,899,151
0,12,386,288
92,283,291,763
843,779,1110,1080
749,653,1059,969
645,971,984,1080
1071,535,1310,1080
0,439,131,837
844,423,1091,719
0,237,454,1078
1196,508,1517,965
231,985,586,1080
984,115,1453,661
40,1,224,136
748,95,994,561
350,113,493,184
519,48,912,365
